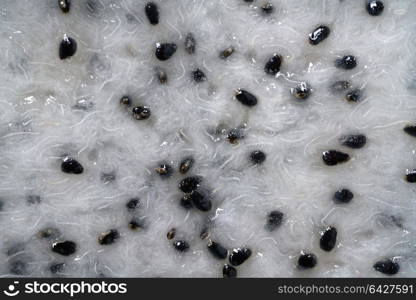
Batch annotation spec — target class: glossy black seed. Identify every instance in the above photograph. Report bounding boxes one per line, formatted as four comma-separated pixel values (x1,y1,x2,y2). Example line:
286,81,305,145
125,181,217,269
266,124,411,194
132,106,151,120
59,0,70,13
229,248,252,266
264,54,282,75
291,82,311,100
405,170,416,183
374,259,399,275
333,189,354,203
266,210,284,232
262,2,274,13
320,226,337,252
192,68,206,83
178,176,202,193
335,55,357,70
156,68,168,84
128,218,144,230
341,134,367,149
98,229,119,245
61,156,84,174
155,43,177,61
223,264,237,278
155,163,173,177
50,263,65,274
298,252,317,269
167,228,176,240
220,46,234,59
126,198,140,211
403,125,416,137
346,89,361,102
227,127,245,144
331,80,350,92
173,240,189,252
51,241,76,256
208,240,228,259
27,194,41,205
145,2,159,25
180,194,193,209
179,157,194,174
366,0,384,16
322,150,350,166
235,89,258,107
120,95,131,107
185,33,196,54
309,25,330,45
189,190,212,212
250,150,266,164
59,35,77,60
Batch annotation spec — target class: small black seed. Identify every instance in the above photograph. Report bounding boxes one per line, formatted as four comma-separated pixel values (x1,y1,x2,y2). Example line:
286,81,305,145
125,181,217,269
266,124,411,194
185,33,196,54
167,228,176,240
200,227,210,240
59,0,70,13
266,210,284,232
291,82,311,100
156,68,168,84
264,54,282,75
192,68,206,83
227,127,245,144
331,80,351,92
145,2,159,25
405,170,416,183
179,176,202,193
98,229,119,245
155,163,173,177
50,263,65,274
61,156,84,174
27,194,41,205
335,55,357,70
179,157,194,174
346,89,361,102
128,218,144,230
403,125,416,137
262,2,274,13
59,35,77,60
126,198,140,211
250,150,266,164
188,190,212,212
309,25,330,45
320,226,337,252
333,189,354,203
298,252,317,269
52,241,77,256
208,240,228,259
235,89,258,107
155,43,177,61
367,0,384,16
220,47,234,59
180,194,193,209
38,227,61,239
223,264,237,278
341,134,367,149
322,150,350,166
229,247,252,266
374,259,399,275
132,106,151,120
173,240,189,252
120,95,131,107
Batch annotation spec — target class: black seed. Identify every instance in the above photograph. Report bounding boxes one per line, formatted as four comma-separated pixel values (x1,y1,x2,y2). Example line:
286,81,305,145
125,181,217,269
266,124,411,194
132,106,151,120
266,210,284,232
298,252,317,269
220,47,234,59
155,163,173,177
128,218,144,230
50,263,65,274
264,54,282,75
145,2,159,25
51,241,77,256
179,176,202,193
98,229,119,245
26,194,41,205
346,89,361,102
235,89,258,107
126,198,140,211
61,156,84,174
38,227,61,239
173,240,189,252
262,2,274,13
367,0,384,16
223,264,237,278
185,33,196,54
291,82,311,100
374,259,399,275
229,247,252,266
200,227,210,240
405,170,416,183
156,68,168,84
244,0,254,2
208,240,228,259
192,68,206,83
341,134,367,149
180,194,193,209
335,55,357,70
250,150,266,164
59,35,77,60
120,95,131,107
227,127,245,144
10,260,27,275
333,189,354,203
322,150,350,166
188,190,212,212
309,25,330,45
403,125,416,137
331,80,350,92
179,157,194,174
155,43,177,61
320,226,337,252
167,228,176,240
101,172,116,183
58,0,70,13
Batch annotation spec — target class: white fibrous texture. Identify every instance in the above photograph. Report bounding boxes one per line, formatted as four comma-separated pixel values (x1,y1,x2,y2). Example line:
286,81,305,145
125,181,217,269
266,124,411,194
0,0,415,277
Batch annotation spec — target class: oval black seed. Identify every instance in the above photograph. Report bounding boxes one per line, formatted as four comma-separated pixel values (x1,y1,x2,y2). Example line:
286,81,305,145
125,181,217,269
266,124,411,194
180,194,194,209
403,125,416,137
167,228,176,240
229,248,252,266
220,46,234,59
405,170,416,183
132,106,151,120
207,240,228,259
61,156,84,174
155,43,177,61
128,218,144,230
145,2,159,25
264,54,282,75
223,264,237,278
189,190,212,212
59,35,77,60
374,259,399,275
320,226,337,252
50,263,65,274
341,134,367,149
298,252,317,269
367,0,384,16
227,127,245,144
192,68,206,82
126,198,140,211
309,25,330,45
250,150,266,164
333,189,354,203
331,80,351,92
261,2,274,14
266,210,284,232
98,229,119,245
235,89,258,107
173,240,189,252
291,82,311,100
155,163,173,177
335,55,357,70
179,157,194,174
322,150,350,166
178,176,202,193
120,95,131,107
51,241,77,256
59,0,70,13
346,89,361,102
185,33,196,54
